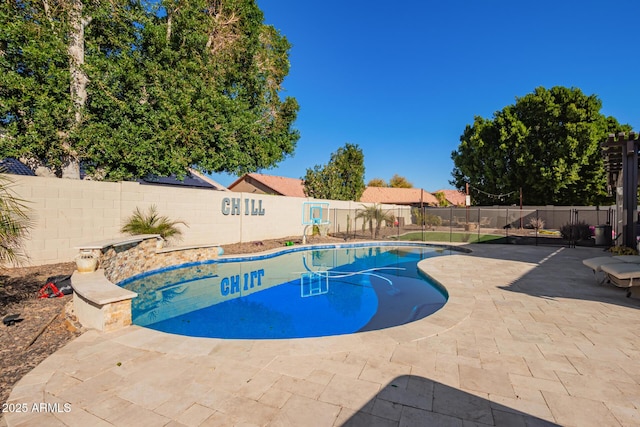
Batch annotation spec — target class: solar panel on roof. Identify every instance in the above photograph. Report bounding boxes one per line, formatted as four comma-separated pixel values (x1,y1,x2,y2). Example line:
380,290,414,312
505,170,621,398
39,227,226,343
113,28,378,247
0,158,36,176
139,172,216,189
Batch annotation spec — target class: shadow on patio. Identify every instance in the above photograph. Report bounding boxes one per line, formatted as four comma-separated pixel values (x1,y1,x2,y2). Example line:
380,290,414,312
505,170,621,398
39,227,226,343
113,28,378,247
342,374,558,426
456,243,640,309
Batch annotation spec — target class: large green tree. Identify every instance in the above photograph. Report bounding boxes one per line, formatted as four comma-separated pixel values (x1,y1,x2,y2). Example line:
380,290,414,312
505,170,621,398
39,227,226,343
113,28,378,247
303,143,365,201
0,0,299,180
451,86,631,206
0,0,74,176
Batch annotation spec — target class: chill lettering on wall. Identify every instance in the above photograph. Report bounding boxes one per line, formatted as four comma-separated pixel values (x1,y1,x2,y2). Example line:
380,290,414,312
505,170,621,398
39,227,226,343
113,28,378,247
221,198,265,216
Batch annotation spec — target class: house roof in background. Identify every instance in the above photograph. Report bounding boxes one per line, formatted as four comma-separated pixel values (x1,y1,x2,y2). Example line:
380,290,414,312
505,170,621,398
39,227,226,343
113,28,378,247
0,158,36,176
360,187,438,205
0,160,458,204
138,168,227,190
435,189,467,206
229,173,306,197
0,159,228,191
188,169,229,191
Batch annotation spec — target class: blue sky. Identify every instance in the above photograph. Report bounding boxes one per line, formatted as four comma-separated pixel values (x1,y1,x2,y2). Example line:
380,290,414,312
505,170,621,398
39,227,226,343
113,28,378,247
210,0,640,192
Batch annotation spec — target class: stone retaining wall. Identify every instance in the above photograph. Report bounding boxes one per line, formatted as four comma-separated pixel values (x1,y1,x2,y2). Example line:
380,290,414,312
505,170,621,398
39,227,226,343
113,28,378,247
78,235,221,284
73,235,222,331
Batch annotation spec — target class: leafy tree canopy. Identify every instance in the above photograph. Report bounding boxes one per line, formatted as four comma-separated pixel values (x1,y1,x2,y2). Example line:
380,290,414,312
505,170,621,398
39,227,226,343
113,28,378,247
303,143,365,201
367,178,387,187
0,0,299,180
367,174,413,188
450,86,631,206
434,191,450,207
389,174,413,188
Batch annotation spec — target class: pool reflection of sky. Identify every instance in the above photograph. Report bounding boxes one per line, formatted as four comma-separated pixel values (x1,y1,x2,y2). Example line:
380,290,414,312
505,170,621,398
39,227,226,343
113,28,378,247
122,246,449,339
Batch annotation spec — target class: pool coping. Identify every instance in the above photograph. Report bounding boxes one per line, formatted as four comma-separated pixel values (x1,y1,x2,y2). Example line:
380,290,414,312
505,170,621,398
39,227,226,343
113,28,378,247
113,240,476,346
117,241,464,340
72,239,471,338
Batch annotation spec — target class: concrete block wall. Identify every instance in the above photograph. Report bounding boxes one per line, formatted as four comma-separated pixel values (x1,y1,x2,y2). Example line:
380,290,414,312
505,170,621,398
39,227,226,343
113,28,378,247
9,176,123,264
7,175,382,266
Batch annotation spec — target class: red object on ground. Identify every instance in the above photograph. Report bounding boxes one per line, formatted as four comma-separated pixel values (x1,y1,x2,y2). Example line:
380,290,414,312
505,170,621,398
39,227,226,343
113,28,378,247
38,283,64,299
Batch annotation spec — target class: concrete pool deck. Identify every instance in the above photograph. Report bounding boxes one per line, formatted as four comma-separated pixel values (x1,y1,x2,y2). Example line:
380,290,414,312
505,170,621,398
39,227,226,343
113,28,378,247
4,244,640,426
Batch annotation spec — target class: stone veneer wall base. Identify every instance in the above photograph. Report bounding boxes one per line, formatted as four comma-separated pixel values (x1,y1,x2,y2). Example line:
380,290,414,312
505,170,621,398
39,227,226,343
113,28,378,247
73,292,133,332
72,236,221,331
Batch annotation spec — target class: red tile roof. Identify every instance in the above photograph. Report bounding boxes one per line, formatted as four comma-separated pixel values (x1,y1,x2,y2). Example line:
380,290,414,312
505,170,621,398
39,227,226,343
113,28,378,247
229,173,306,197
228,174,445,206
360,187,438,205
434,189,467,206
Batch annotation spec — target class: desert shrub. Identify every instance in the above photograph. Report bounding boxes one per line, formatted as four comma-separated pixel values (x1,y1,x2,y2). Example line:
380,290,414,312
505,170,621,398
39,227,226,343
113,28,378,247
609,246,638,255
529,217,545,230
559,221,591,241
425,213,442,227
412,208,442,226
411,208,422,225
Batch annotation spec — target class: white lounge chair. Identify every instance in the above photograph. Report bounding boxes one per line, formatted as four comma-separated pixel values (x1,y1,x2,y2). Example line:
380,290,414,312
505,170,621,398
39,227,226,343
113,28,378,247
600,262,640,298
582,255,640,284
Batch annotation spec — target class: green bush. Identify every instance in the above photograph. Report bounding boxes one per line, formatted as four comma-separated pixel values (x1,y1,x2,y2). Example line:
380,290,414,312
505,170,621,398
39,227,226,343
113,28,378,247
559,221,591,241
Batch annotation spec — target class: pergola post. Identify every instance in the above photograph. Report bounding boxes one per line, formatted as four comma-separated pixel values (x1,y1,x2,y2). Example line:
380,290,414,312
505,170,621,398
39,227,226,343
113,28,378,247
603,132,639,249
623,136,638,249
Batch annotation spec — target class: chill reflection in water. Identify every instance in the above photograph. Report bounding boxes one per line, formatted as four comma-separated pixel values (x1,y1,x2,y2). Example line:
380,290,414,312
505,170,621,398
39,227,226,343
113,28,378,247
119,245,450,339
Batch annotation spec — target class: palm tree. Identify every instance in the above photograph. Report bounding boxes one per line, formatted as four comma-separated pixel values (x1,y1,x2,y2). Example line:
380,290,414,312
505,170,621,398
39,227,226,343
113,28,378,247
355,204,394,238
121,205,187,243
0,173,32,266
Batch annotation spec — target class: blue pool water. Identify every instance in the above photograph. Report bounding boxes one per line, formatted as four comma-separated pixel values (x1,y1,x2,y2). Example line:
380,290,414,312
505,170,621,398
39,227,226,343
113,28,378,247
119,243,450,339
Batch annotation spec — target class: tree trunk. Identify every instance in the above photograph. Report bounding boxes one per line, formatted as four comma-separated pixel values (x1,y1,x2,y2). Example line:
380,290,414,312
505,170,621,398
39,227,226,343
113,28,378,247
65,0,90,179
166,12,172,41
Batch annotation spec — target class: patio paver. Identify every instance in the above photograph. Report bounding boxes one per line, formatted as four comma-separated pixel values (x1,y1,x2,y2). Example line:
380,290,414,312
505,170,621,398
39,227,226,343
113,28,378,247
4,244,640,426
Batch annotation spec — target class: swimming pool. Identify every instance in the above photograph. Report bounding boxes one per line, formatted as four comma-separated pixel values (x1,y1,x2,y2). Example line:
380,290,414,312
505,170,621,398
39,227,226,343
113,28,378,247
119,243,451,339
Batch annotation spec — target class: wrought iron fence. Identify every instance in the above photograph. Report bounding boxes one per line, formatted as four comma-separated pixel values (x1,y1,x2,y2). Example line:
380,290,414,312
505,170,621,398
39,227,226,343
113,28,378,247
327,206,616,248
